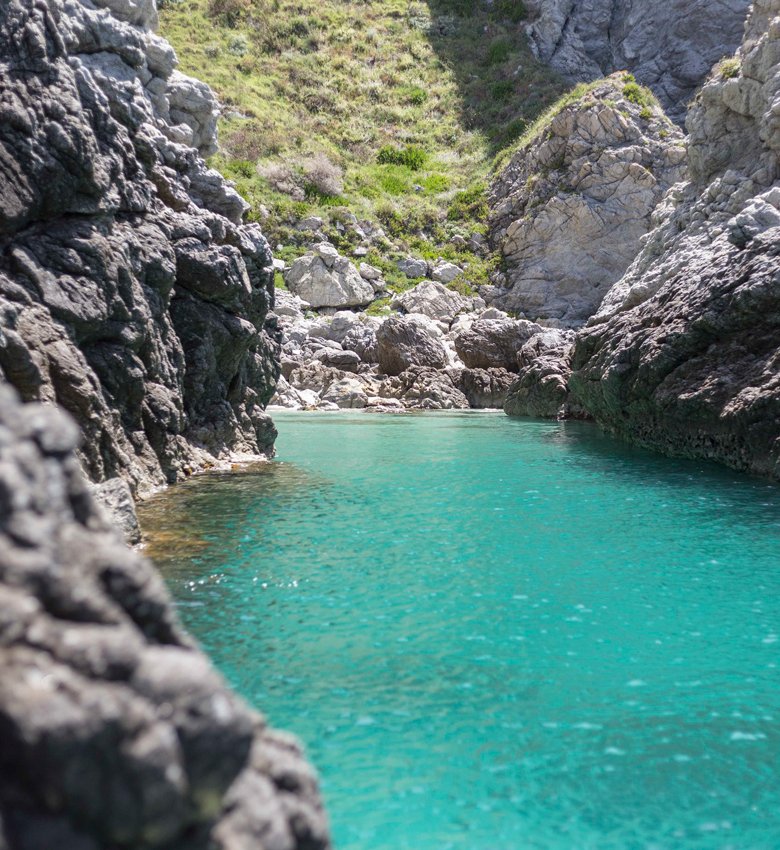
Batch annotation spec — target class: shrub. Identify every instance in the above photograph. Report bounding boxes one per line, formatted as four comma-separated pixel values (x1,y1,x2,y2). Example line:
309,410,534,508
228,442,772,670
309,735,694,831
491,79,514,100
301,152,344,197
448,275,476,296
207,0,251,27
487,37,512,65
227,34,249,55
623,81,654,108
490,0,527,23
447,184,487,222
718,56,741,79
376,144,428,171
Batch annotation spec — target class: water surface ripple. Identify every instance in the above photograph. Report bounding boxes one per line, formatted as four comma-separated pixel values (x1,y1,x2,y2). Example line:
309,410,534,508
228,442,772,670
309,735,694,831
141,412,780,850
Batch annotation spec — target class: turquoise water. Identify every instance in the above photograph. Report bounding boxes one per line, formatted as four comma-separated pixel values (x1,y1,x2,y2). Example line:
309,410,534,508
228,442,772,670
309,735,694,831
144,412,780,849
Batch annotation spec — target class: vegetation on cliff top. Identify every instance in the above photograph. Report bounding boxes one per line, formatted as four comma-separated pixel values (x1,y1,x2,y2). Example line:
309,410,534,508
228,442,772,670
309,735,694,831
159,0,567,288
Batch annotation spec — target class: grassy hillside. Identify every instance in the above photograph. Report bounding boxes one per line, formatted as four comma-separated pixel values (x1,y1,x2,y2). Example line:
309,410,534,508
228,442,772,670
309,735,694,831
159,0,566,290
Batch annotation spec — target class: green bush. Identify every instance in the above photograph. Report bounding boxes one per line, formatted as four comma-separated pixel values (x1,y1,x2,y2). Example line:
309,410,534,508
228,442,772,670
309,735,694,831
623,81,654,108
490,0,527,23
718,57,741,79
447,184,487,222
491,79,514,101
487,37,512,65
376,144,428,171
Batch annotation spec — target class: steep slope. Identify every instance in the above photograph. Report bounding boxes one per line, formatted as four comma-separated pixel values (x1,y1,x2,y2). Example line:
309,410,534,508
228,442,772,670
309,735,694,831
0,386,329,849
523,0,752,122
568,0,780,479
489,75,686,326
506,0,780,480
0,0,280,500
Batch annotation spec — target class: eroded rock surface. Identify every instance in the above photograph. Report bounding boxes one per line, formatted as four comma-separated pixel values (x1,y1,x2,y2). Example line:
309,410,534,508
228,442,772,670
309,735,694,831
523,0,751,122
490,76,686,326
508,0,780,480
0,385,330,850
0,0,279,500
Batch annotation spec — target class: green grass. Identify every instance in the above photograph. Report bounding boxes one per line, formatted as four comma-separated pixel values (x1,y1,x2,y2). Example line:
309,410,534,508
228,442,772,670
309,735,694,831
159,0,567,273
716,56,741,79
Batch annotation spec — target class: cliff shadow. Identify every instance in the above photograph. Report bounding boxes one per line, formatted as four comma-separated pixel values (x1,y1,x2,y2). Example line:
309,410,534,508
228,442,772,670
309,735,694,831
419,0,568,158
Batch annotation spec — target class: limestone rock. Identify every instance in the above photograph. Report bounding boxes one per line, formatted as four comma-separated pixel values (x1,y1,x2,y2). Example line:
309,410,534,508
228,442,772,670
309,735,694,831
504,330,577,418
454,318,542,371
391,280,474,323
566,1,780,479
0,386,329,850
397,257,429,279
523,0,751,122
0,0,280,498
489,75,686,326
376,317,449,376
380,366,470,410
459,368,516,409
285,246,375,309
430,260,463,284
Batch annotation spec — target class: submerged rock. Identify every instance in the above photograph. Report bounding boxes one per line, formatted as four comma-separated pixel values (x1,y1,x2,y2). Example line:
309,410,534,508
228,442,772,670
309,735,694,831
0,385,330,849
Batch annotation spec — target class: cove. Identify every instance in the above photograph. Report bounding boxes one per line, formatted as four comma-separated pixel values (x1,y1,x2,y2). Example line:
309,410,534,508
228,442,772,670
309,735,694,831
141,412,780,849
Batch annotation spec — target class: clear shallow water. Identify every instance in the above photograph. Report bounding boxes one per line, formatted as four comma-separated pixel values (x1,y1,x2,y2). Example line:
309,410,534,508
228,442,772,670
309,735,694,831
141,412,780,850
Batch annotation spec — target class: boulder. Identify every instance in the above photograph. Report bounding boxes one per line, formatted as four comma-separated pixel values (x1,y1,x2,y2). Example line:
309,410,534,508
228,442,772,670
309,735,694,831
489,75,686,326
397,257,429,279
505,329,577,418
391,280,473,323
454,318,542,371
381,366,470,410
431,260,463,284
376,317,449,376
314,348,362,372
285,246,375,309
459,368,516,409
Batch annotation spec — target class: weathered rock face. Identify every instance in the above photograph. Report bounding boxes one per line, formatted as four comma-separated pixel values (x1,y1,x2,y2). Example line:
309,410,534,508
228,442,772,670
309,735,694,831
545,0,780,479
391,280,477,323
523,0,751,122
489,76,686,326
454,318,542,371
0,0,279,500
0,385,329,849
285,244,375,309
376,317,449,376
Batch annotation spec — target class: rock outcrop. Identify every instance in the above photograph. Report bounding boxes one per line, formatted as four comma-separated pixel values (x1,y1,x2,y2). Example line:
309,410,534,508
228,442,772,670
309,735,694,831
489,76,686,326
285,244,376,309
508,0,780,480
0,0,280,502
523,0,751,122
0,385,330,849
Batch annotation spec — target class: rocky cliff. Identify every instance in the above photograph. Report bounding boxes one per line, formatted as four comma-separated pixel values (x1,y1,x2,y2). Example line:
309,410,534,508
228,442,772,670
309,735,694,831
506,0,780,480
0,386,329,849
523,0,752,122
0,0,280,503
489,75,686,326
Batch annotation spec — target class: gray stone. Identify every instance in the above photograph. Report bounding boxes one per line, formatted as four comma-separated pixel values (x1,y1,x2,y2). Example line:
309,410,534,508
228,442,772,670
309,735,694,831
0,386,330,850
523,0,751,123
397,257,429,279
376,318,449,376
92,477,142,545
285,248,374,309
489,75,686,326
431,260,463,284
391,280,474,323
454,319,542,371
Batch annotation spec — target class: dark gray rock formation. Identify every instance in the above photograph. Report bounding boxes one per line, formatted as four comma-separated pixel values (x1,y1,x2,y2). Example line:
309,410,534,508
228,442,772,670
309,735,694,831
376,317,449,376
523,0,751,122
507,0,780,480
0,0,280,501
0,384,330,850
489,76,686,326
454,318,541,371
